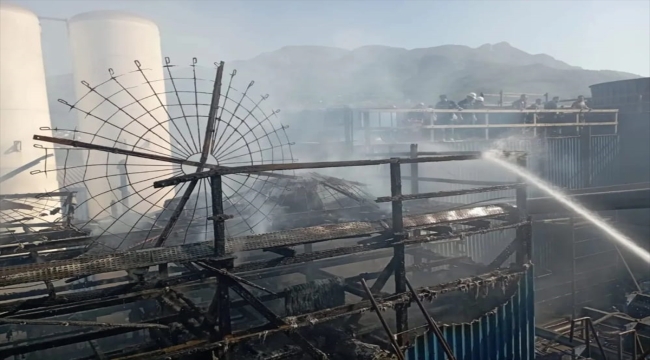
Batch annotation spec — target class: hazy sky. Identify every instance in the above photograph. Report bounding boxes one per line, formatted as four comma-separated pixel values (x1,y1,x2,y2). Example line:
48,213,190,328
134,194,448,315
10,0,650,77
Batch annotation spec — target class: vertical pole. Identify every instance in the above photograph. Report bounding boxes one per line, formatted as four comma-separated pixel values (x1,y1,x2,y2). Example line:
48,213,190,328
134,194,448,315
499,90,503,107
211,175,226,257
618,333,624,360
485,113,489,140
580,125,591,188
64,193,74,228
210,175,231,340
304,243,314,281
410,144,422,267
390,161,408,346
409,144,419,195
533,113,538,138
363,111,371,152
584,319,592,358
515,155,529,265
344,108,354,154
570,216,576,320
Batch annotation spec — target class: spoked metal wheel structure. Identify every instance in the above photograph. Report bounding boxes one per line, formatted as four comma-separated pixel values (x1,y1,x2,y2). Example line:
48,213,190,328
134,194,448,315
33,59,295,253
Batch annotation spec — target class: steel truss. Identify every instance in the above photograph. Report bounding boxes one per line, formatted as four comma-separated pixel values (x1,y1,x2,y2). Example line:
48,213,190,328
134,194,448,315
0,61,534,360
0,151,531,360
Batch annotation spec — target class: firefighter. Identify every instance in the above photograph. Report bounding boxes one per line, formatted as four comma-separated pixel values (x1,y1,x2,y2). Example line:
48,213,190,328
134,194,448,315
434,95,459,141
571,95,590,110
571,95,591,135
512,94,528,110
457,93,477,140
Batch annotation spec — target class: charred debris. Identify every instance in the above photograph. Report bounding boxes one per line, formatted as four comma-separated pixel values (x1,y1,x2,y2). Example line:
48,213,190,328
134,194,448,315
1,60,647,360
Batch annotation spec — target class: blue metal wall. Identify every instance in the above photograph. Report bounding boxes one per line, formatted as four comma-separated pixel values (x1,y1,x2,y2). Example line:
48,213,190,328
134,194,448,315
405,267,535,360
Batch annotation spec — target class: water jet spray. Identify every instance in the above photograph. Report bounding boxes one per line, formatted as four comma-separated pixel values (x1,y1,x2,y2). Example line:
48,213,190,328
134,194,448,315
483,149,650,264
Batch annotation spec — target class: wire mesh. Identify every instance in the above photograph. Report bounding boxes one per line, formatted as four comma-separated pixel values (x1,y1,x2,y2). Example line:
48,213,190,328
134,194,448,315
30,58,295,253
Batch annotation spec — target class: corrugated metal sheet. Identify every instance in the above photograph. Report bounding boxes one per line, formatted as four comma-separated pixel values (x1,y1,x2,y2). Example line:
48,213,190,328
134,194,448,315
405,266,535,360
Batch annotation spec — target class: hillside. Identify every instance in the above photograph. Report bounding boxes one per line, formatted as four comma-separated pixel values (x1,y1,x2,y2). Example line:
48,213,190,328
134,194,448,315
45,42,640,114
228,42,640,109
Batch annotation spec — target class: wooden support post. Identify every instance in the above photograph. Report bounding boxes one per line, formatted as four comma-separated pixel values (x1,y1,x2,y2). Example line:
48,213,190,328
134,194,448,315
209,174,231,342
410,144,423,267
390,161,408,346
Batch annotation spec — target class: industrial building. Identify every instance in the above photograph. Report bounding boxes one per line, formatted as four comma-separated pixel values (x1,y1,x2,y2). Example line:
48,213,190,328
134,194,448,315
0,3,648,360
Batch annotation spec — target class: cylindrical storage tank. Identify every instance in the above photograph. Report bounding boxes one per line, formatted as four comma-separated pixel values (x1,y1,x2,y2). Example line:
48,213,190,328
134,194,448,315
0,3,59,195
67,11,174,229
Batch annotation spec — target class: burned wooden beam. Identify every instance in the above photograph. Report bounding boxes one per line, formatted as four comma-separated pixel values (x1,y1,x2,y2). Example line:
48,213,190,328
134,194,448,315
153,154,485,188
218,269,329,360
0,235,93,256
0,191,76,200
113,266,527,359
375,183,522,203
402,176,516,186
0,317,169,329
0,314,179,358
264,247,296,257
33,134,294,180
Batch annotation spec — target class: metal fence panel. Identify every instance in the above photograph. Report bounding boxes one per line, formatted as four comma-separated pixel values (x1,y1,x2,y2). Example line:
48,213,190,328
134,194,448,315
545,136,582,190
590,134,619,187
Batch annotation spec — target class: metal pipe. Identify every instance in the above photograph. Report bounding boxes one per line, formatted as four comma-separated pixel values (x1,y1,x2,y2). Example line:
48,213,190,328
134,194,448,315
390,161,408,346
360,279,405,360
153,154,488,188
375,183,522,203
0,317,169,329
405,277,456,360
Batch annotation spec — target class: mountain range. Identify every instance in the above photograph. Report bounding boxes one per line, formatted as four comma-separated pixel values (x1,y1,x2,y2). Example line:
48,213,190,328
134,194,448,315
46,42,641,116
228,42,640,109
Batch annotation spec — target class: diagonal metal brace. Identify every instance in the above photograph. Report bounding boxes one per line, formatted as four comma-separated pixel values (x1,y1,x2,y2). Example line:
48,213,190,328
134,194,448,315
405,277,456,360
360,278,405,360
345,256,396,326
487,236,520,270
217,269,329,360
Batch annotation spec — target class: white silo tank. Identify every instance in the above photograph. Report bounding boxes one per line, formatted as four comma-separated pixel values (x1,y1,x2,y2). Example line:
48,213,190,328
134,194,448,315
0,3,58,195
67,11,174,226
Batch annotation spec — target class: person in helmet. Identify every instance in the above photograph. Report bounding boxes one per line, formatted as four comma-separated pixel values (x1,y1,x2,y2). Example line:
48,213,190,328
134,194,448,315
571,95,590,110
434,95,459,141
544,96,560,110
402,102,428,141
472,96,487,138
456,93,477,140
458,92,477,109
527,98,543,110
512,94,528,110
474,96,486,120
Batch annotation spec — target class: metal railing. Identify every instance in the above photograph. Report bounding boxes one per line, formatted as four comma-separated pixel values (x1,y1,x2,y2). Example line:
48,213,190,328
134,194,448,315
353,108,619,144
